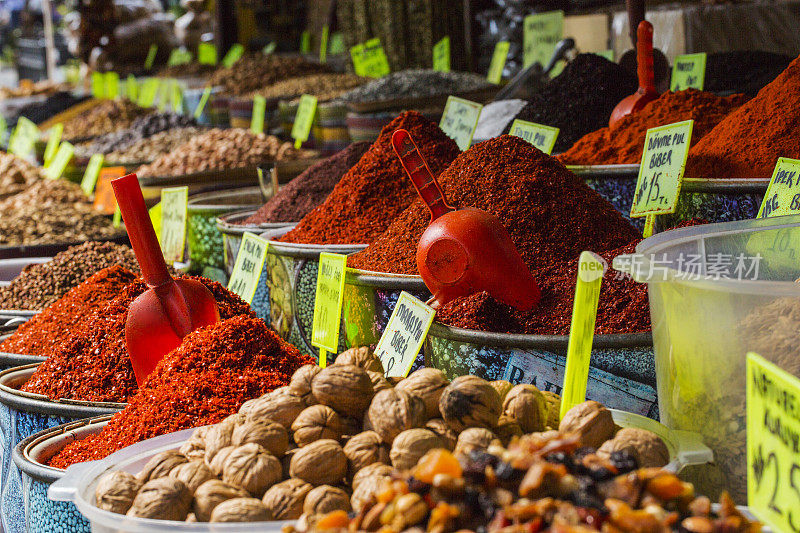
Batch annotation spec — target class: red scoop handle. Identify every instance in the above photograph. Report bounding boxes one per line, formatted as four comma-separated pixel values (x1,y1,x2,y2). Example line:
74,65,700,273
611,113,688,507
392,129,455,222
112,173,172,288
636,21,656,96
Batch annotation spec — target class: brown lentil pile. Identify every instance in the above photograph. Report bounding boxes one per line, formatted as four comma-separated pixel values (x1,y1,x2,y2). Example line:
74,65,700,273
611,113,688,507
106,127,201,164
136,129,300,178
209,55,331,97
62,99,153,139
250,73,367,102
0,242,142,310
0,151,44,198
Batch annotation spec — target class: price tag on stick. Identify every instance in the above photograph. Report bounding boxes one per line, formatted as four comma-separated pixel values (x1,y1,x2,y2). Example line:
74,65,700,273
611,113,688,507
670,53,706,91
523,11,564,68
194,86,212,119
560,251,605,419
251,95,267,134
8,117,39,157
374,292,436,378
44,142,74,180
160,186,189,263
758,158,800,218
433,36,451,72
91,72,105,98
81,154,104,195
311,252,347,368
127,75,138,101
300,31,311,53
291,95,318,149
43,123,63,167
439,96,483,151
105,72,119,99
320,26,329,63
487,41,510,84
509,119,559,154
227,232,269,303
747,352,800,531
138,78,160,107
198,42,217,65
350,38,390,78
144,44,158,70
93,167,126,214
221,44,244,68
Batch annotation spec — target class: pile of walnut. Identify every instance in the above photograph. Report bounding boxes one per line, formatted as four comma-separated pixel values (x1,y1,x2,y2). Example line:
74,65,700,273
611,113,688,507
92,347,669,524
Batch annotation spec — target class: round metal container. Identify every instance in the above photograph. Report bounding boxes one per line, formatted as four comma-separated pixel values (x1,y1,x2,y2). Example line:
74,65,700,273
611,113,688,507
216,210,293,276
264,226,366,359
12,415,112,533
0,364,124,532
0,332,45,372
424,323,658,419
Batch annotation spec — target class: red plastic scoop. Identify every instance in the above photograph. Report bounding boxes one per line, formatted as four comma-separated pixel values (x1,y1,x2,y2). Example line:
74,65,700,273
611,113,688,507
609,20,659,127
391,129,540,311
112,173,220,385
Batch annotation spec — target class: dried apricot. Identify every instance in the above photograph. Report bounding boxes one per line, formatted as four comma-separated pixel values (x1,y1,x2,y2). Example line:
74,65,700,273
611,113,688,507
316,510,349,529
413,449,462,483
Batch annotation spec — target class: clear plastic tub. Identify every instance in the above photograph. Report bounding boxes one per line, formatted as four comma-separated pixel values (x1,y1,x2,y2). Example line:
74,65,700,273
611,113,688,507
613,215,800,503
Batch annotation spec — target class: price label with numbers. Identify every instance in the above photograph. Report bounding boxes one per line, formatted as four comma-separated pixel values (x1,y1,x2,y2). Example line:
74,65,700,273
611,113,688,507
227,232,269,303
509,119,559,154
433,36,450,72
439,96,483,151
747,352,800,532
93,166,126,214
251,95,267,134
487,41,510,84
311,252,347,365
523,11,564,68
222,44,244,67
91,72,105,98
560,251,605,418
138,78,160,107
758,158,800,218
374,292,436,378
44,142,74,180
350,38,391,78
630,120,694,218
105,72,119,99
81,154,104,195
198,42,217,65
43,123,63,166
291,94,318,149
160,186,189,263
8,117,39,157
194,86,212,119
670,52,706,91
145,44,158,70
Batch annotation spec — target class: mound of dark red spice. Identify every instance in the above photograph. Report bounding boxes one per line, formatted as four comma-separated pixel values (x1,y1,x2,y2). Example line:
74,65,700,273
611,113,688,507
19,267,254,403
49,316,312,468
278,111,460,245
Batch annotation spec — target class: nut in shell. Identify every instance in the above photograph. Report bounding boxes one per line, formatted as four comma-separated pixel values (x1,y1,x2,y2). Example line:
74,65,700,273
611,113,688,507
503,384,547,433
232,420,289,456
169,460,216,493
207,445,235,477
210,497,272,523
351,473,385,513
495,415,523,445
311,364,374,418
558,400,616,449
367,388,426,444
351,462,393,493
334,346,385,373
262,478,313,520
343,430,390,478
390,428,445,471
246,392,306,429
193,479,250,522
221,443,283,497
542,391,562,429
425,419,458,451
204,423,235,463
127,477,192,521
597,427,670,468
95,470,142,514
395,368,449,419
291,405,344,447
303,485,352,515
367,370,392,393
138,450,189,482
179,436,206,461
454,428,500,458
439,375,502,432
289,365,321,401
490,380,514,401
289,439,347,486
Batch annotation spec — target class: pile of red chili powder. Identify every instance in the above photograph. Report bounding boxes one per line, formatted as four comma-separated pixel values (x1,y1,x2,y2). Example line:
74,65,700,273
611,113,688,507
348,135,649,335
278,111,460,245
20,266,254,403
50,316,312,468
557,89,746,165
685,54,800,179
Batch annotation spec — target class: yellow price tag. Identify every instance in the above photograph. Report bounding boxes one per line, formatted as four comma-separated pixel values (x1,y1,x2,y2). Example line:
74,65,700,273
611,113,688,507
320,26,329,63
374,292,436,378
81,153,104,195
227,232,269,303
144,44,158,70
758,158,800,218
508,119,559,154
160,186,189,263
44,142,74,180
104,72,119,99
523,11,564,68
126,75,138,101
291,94,317,149
43,123,63,167
170,80,183,113
439,96,483,151
300,31,311,53
194,86,212,119
487,41,510,84
91,72,105,98
221,44,244,68
311,252,347,366
8,117,39,157
198,42,217,65
433,36,450,73
138,78,160,107
350,38,390,78
670,53,706,91
251,95,267,134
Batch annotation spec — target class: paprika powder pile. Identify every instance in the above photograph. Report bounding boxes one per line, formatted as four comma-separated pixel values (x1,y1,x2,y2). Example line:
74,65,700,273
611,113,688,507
49,316,312,468
557,89,746,165
348,135,648,335
20,267,254,403
278,111,460,245
686,54,800,179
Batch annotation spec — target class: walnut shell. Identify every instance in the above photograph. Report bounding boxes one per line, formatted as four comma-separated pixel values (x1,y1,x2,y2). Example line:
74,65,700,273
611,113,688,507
454,428,500,457
207,446,235,477
495,415,523,446
246,392,306,429
366,370,392,393
262,478,313,520
238,398,260,417
210,497,272,522
597,427,670,468
95,470,142,514
223,413,247,428
291,405,343,447
542,391,562,429
343,430,390,479
490,380,514,401
221,443,283,497
367,388,426,444
439,376,502,432
127,477,192,521
395,368,449,419
289,439,347,486
303,485,351,515
179,436,206,461
169,460,216,493
193,479,249,522
558,400,616,449
311,364,374,418
351,474,387,513
503,385,547,433
425,419,458,451
390,429,444,471
351,463,393,493
334,346,385,373
204,423,235,463
232,420,289,456
289,365,321,403
138,450,189,482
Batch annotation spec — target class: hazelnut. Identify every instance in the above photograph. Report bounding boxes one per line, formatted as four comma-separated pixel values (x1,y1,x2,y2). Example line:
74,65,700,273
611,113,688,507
193,479,249,522
334,346,384,373
94,470,141,514
454,428,500,457
439,376,502,432
503,385,547,433
303,485,351,515
558,400,616,449
169,460,216,493
343,431,390,478
209,497,272,522
597,427,670,468
425,419,458,451
289,439,347,486
221,443,282,497
138,450,188,482
312,364,374,418
127,477,192,521
291,405,344,447
232,420,289,456
262,478,313,520
367,388,426,444
390,429,444,471
395,368,449,419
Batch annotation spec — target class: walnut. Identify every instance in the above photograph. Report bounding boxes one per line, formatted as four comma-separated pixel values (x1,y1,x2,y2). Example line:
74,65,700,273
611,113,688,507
193,479,249,522
390,429,444,471
311,364,374,418
503,385,547,433
138,450,189,482
246,391,306,429
127,477,192,521
289,365,321,404
238,398,260,417
542,391,562,429
395,368,449,419
597,427,670,468
303,485,351,515
94,470,142,514
232,420,289,456
366,388,426,443
351,463,393,493
291,405,344,446
223,413,247,428
367,370,392,393
340,415,363,437
351,473,387,513
204,423,235,463
495,415,523,445
491,380,514,401
221,443,283,497
334,346,385,373
343,431,390,478
210,497,272,522
558,400,616,449
454,428,500,457
289,439,347,486
179,436,206,461
439,376,502,432
425,419,457,451
207,446,235,477
168,460,216,493
262,478,313,520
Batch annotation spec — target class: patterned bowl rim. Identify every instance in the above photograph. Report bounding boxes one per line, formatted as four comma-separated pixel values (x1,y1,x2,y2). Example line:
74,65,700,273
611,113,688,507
216,210,294,237
186,186,265,214
263,225,367,259
344,268,427,291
